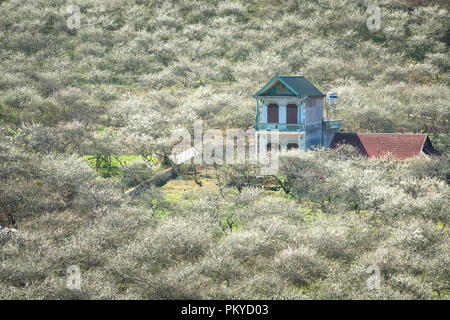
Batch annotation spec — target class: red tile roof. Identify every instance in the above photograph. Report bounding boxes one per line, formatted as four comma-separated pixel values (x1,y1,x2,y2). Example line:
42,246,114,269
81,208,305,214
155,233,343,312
330,133,435,160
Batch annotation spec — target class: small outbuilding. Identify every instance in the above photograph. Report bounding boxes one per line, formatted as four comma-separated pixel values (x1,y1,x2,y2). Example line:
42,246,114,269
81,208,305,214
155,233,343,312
330,132,438,160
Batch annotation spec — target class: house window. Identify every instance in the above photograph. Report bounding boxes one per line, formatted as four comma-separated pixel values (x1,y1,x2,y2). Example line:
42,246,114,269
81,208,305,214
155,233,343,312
267,104,279,123
286,104,298,124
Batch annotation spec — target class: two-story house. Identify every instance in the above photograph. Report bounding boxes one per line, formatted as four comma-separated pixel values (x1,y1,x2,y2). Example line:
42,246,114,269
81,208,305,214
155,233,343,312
253,75,342,153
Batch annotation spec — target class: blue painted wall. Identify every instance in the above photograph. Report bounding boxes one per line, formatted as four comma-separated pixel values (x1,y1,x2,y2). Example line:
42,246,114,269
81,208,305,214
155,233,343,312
305,97,323,149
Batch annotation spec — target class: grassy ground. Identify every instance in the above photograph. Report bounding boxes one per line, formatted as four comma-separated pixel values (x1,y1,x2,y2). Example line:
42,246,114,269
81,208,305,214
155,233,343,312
82,155,156,178
161,176,219,203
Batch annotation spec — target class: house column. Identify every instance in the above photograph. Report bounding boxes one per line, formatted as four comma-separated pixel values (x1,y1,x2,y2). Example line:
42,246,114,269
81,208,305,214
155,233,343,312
260,103,268,123
279,102,287,124
297,101,305,123
255,132,258,157
259,133,268,164
256,100,259,123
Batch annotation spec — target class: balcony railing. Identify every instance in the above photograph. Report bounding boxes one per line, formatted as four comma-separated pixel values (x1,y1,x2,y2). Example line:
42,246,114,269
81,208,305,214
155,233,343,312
323,119,342,129
255,121,342,131
254,123,305,131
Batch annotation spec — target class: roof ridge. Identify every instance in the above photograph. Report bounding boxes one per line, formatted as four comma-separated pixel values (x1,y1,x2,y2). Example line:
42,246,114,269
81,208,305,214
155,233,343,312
254,75,324,97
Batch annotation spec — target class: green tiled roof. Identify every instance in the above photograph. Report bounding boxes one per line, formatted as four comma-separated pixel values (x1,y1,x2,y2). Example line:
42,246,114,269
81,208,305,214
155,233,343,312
254,75,325,98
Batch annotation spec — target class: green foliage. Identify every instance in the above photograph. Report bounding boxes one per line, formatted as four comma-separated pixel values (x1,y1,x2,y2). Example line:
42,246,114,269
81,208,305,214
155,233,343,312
279,148,449,226
0,137,122,226
0,0,447,143
0,143,449,299
218,164,263,192
83,154,154,179
0,0,449,300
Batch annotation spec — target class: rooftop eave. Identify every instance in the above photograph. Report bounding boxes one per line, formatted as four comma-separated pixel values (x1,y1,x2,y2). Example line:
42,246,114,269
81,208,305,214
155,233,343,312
253,94,299,98
253,94,325,99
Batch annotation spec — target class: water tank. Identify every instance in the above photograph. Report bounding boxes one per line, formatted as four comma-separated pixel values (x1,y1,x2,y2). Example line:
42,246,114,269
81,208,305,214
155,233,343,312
327,91,337,105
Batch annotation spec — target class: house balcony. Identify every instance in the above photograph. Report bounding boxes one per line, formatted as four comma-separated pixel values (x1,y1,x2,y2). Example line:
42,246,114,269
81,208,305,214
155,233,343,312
254,123,305,132
323,119,342,129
